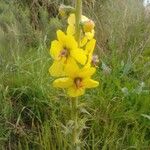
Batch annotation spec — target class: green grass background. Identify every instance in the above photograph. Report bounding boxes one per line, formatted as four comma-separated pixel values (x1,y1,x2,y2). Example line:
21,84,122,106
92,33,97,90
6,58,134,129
0,0,150,149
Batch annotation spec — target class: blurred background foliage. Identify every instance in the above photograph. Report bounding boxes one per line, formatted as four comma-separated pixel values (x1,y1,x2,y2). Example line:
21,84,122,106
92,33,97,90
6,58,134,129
0,0,150,149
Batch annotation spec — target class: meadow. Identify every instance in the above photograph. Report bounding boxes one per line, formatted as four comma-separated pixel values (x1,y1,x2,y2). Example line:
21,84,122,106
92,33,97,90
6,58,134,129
0,0,150,149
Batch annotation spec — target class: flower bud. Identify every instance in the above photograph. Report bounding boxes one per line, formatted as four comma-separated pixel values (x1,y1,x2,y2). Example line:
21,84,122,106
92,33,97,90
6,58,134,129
82,19,95,32
59,5,66,17
91,55,99,67
59,4,75,17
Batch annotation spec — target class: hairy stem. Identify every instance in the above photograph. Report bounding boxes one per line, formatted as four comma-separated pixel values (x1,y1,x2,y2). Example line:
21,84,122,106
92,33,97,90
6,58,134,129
72,97,80,149
71,1,82,149
75,0,82,44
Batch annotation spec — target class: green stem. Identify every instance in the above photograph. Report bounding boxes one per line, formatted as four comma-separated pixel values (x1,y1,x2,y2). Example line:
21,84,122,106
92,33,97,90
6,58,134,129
72,97,80,149
75,0,82,44
71,1,82,149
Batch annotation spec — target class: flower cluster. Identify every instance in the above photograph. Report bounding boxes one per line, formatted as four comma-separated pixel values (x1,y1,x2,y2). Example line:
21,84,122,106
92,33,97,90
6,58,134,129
49,12,99,97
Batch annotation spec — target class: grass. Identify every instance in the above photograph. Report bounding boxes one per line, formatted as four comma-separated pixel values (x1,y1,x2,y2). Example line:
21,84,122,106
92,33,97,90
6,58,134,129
0,0,150,149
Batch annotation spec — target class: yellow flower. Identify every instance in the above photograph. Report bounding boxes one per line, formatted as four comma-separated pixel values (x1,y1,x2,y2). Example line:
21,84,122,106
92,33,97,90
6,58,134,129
53,63,99,97
67,14,95,47
49,30,87,77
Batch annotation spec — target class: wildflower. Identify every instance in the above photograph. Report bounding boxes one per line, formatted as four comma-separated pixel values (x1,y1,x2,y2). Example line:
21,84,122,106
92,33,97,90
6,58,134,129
67,14,95,47
49,30,87,77
53,63,99,97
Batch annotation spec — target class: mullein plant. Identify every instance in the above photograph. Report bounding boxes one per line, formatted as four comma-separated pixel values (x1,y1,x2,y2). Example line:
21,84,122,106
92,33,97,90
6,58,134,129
49,0,99,149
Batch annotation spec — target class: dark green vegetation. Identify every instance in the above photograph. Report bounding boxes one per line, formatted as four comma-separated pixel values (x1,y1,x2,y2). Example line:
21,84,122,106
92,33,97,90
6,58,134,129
0,0,150,149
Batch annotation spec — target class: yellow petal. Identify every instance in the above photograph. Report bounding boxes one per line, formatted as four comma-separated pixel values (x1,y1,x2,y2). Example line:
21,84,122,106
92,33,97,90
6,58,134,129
57,30,66,44
79,67,96,78
49,61,64,77
71,48,87,65
67,86,85,97
68,14,89,25
80,36,88,47
85,30,95,40
85,54,92,67
82,79,99,88
53,78,73,88
64,57,79,77
68,14,75,25
65,35,77,50
50,40,62,59
85,39,96,55
67,25,75,35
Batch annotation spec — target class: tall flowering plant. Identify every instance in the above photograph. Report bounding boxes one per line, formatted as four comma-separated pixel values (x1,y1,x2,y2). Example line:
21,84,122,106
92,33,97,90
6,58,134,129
49,0,99,149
